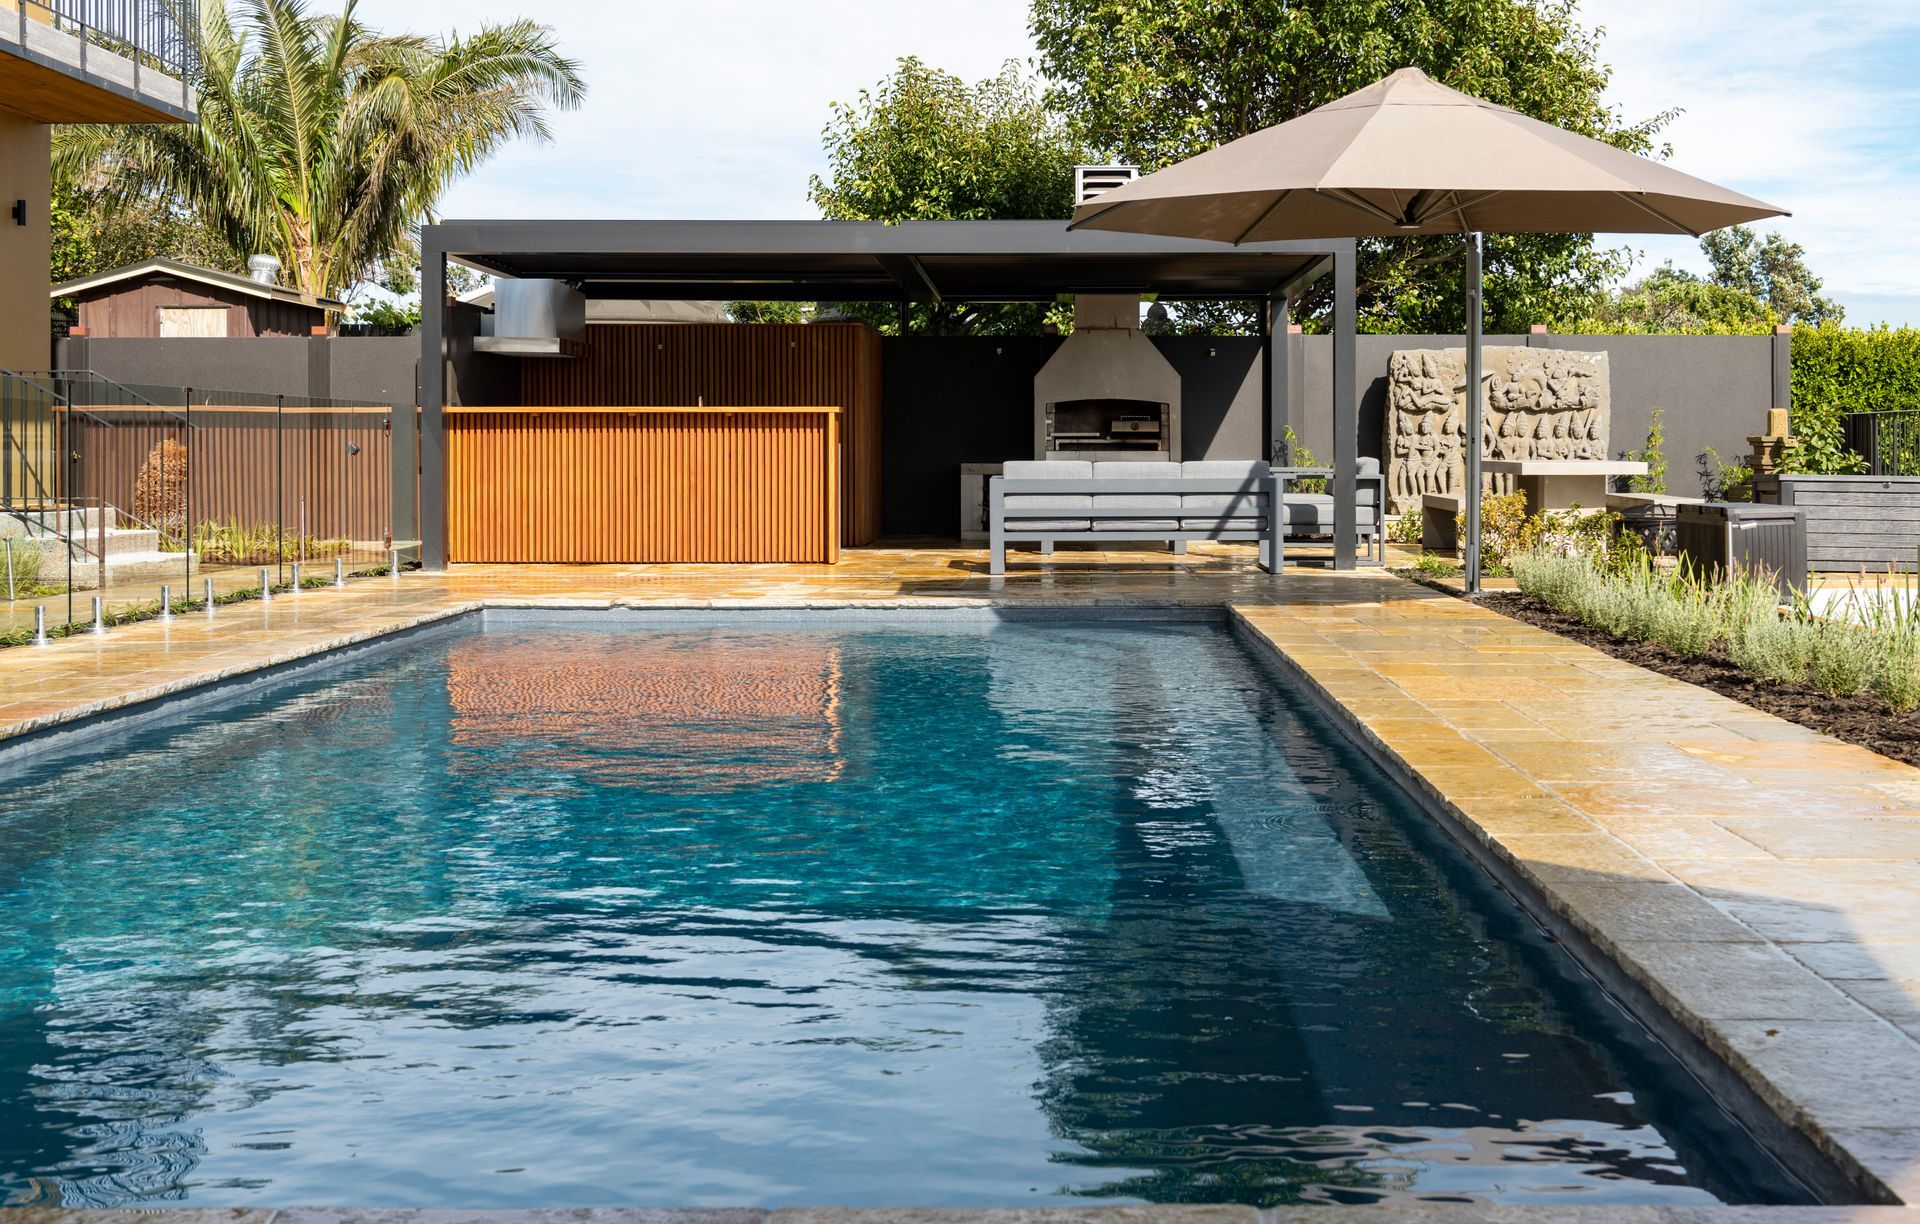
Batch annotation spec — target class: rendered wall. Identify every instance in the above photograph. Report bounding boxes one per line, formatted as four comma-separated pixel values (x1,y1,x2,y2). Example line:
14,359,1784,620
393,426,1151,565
1293,333,1776,508
0,115,49,371
59,334,419,404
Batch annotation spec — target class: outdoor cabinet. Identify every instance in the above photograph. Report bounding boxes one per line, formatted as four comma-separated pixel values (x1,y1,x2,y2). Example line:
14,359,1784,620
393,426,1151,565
1675,502,1807,599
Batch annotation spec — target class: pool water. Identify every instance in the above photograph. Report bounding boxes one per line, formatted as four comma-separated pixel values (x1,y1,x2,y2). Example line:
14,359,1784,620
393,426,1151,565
0,618,1806,1208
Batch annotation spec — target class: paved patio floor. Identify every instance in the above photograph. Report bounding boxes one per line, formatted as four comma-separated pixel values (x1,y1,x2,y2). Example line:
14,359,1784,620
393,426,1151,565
0,542,1916,1209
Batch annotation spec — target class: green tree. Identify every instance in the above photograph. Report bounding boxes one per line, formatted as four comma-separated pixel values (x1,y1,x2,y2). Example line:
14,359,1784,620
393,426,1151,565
1565,263,1778,334
1030,0,1672,333
51,181,247,286
809,56,1086,334
54,0,583,301
727,301,813,324
1702,225,1843,325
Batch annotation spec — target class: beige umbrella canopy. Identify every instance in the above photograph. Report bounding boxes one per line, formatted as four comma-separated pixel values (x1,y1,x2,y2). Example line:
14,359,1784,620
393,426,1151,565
1071,67,1786,241
1070,67,1788,588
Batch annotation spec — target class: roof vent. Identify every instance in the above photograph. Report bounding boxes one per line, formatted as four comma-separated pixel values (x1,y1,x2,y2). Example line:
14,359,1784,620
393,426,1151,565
247,254,281,285
1074,165,1140,203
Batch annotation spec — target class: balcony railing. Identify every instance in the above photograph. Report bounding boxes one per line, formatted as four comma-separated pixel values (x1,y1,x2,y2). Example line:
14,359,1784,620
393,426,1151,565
8,0,201,83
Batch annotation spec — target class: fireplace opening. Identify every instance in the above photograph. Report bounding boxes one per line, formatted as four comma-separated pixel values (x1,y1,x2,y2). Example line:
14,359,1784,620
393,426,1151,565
1044,398,1169,459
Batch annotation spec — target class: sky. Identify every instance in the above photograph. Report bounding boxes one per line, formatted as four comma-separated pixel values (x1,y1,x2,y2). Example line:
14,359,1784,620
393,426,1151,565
323,0,1920,326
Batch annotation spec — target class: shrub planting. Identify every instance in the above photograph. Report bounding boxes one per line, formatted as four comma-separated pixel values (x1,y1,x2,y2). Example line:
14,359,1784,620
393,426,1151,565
1513,548,1920,712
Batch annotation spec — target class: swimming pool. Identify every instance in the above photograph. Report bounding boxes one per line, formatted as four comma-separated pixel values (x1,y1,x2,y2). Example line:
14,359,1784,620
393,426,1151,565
0,615,1807,1208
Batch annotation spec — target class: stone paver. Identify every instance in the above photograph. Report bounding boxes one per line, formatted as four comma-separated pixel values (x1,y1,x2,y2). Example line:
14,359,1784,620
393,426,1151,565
2,545,1918,1209
1230,578,1920,1206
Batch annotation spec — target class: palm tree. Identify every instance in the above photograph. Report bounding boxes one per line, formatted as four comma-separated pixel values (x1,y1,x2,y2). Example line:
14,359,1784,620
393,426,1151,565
55,0,584,300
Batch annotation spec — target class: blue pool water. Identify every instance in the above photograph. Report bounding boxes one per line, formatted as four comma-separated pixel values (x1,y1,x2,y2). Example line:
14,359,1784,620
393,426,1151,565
0,618,1805,1208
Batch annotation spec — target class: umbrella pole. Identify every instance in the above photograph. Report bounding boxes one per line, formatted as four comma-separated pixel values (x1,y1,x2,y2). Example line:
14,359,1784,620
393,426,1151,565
1463,232,1484,595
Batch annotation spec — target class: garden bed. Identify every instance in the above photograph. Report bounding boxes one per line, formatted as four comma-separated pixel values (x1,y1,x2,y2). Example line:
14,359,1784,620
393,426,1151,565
1478,590,1920,767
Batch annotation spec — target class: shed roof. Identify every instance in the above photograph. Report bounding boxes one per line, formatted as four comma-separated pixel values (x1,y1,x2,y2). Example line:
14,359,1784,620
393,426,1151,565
51,257,347,311
427,219,1344,303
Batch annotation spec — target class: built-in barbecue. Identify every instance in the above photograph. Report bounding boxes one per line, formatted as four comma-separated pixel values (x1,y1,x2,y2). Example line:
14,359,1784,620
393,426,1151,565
1032,294,1181,461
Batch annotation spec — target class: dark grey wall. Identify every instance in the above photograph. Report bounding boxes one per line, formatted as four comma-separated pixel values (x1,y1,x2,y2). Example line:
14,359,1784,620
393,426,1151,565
59,335,420,405
1289,332,1773,500
879,335,1264,537
66,327,1781,535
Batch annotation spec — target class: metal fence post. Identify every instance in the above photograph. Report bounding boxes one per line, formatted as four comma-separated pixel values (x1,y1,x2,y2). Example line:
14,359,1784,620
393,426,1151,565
184,387,193,592
159,584,173,621
33,603,45,644
204,576,215,615
258,566,271,601
335,555,346,588
91,595,104,635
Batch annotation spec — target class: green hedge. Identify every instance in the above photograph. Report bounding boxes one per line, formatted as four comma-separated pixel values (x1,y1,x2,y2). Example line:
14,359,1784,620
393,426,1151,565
1789,324,1920,473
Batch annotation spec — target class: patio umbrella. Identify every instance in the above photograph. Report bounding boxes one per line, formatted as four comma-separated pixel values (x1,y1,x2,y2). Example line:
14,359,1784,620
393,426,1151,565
1069,66,1787,590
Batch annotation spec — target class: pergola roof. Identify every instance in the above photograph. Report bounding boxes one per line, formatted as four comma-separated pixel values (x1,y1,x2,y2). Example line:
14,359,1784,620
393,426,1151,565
426,219,1341,303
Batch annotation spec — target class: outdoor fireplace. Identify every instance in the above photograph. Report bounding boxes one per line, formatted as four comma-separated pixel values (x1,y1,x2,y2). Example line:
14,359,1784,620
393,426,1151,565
1033,294,1181,461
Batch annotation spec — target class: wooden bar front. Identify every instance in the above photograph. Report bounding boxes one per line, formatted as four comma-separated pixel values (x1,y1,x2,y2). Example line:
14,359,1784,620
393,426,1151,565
445,406,841,564
518,323,882,548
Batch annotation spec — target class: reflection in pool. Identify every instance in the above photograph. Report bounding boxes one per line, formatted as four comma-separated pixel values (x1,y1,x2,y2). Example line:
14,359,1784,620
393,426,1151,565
0,620,1807,1207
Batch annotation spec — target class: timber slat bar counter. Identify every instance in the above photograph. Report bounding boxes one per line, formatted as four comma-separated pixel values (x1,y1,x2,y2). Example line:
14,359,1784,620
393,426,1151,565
445,405,843,564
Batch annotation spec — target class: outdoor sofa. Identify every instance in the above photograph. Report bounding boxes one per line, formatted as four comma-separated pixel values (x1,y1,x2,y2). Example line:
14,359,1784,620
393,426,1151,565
987,459,1385,576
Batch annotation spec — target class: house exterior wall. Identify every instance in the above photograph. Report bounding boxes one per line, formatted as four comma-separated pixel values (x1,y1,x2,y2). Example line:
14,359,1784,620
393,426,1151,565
72,277,326,338
0,113,49,370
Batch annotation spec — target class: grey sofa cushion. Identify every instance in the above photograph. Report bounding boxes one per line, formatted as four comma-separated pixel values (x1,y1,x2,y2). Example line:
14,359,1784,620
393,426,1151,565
1180,517,1267,531
1283,495,1378,531
1182,492,1267,515
1181,459,1271,481
1003,460,1092,512
1092,519,1181,531
1092,461,1182,513
1003,519,1090,532
1180,459,1270,514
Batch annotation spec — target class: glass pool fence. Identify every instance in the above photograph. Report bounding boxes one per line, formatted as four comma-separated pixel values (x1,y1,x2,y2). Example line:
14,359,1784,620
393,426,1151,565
0,370,421,640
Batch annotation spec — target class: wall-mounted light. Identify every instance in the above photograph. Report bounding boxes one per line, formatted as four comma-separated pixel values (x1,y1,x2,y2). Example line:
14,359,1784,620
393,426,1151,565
9,200,24,227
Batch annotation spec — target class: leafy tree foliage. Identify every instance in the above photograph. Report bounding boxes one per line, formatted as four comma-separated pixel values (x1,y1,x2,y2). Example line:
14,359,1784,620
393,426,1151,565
1702,226,1843,325
809,57,1084,334
1029,0,1672,333
55,0,583,300
52,181,246,287
727,301,813,324
1564,263,1779,334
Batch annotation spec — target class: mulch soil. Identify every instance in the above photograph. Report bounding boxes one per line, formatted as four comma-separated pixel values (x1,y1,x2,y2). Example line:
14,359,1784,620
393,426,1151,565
1475,591,1920,769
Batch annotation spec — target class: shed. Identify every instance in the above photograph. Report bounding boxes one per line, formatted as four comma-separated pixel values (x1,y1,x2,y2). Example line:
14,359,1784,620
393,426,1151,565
52,257,346,338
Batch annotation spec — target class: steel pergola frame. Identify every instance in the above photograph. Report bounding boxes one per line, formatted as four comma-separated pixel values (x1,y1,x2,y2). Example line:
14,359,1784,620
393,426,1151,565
419,219,1359,572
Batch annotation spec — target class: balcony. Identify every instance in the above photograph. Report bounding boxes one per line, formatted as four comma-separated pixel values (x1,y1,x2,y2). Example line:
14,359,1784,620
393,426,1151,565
0,0,198,123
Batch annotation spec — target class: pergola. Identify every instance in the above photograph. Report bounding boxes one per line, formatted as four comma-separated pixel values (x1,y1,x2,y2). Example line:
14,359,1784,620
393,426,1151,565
419,219,1360,571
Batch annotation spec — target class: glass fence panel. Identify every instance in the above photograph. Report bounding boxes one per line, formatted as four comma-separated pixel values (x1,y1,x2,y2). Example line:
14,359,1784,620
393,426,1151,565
3,371,406,641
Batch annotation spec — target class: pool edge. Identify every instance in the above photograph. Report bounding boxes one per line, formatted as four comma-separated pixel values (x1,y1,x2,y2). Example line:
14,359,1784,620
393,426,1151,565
1225,606,1895,1207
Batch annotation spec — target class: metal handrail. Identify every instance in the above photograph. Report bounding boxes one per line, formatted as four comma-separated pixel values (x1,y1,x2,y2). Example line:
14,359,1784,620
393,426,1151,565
14,369,167,409
9,0,202,81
